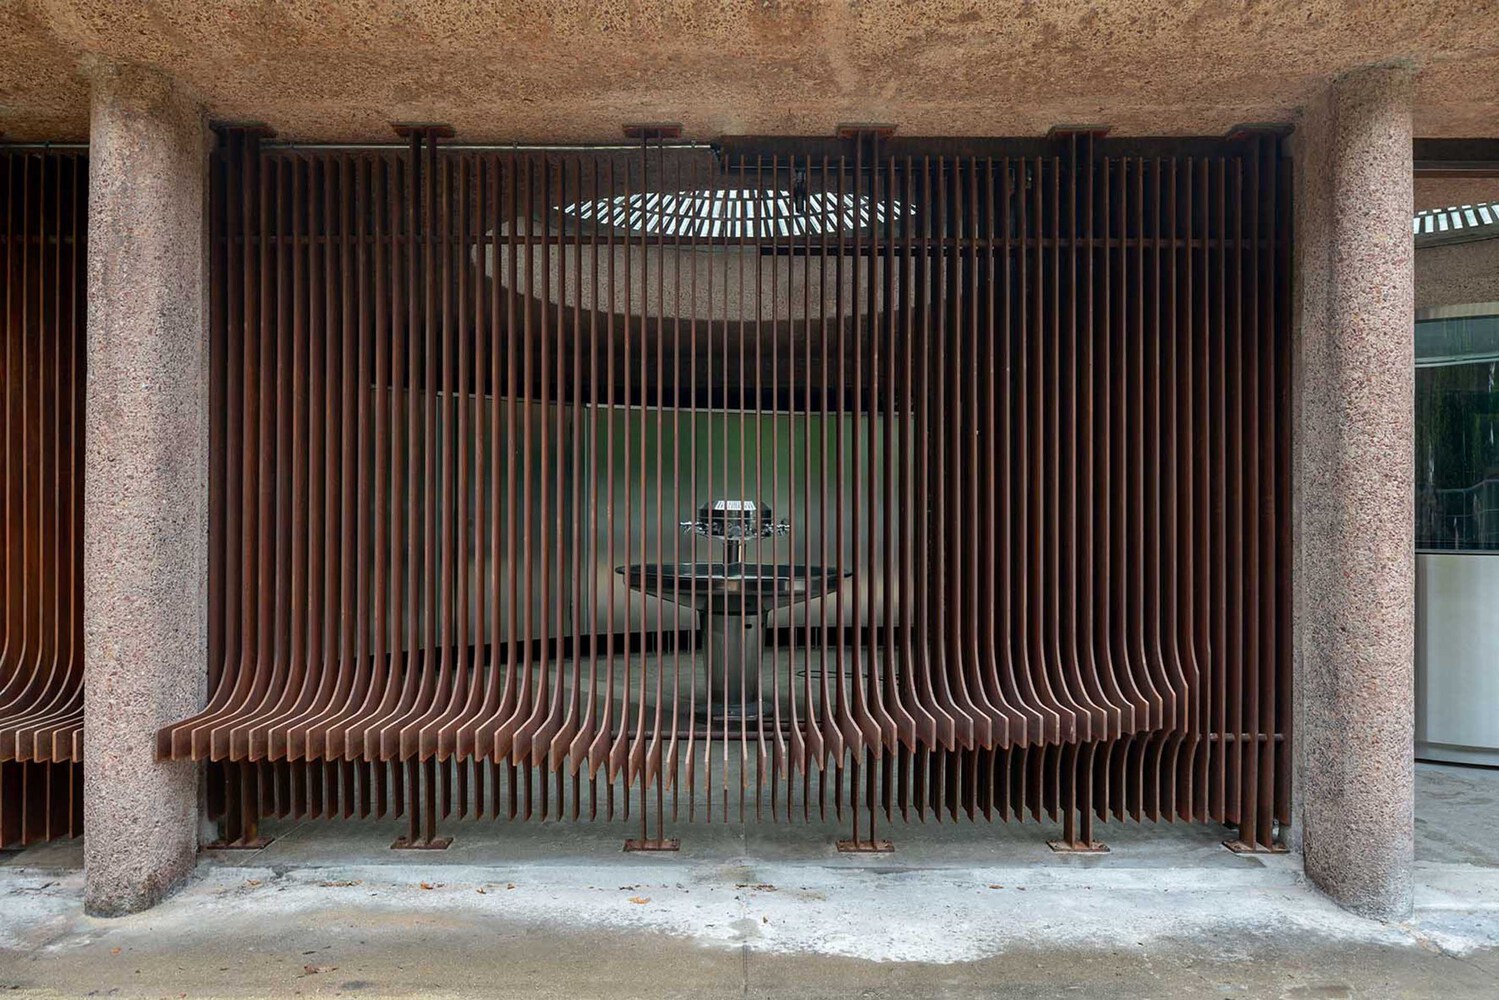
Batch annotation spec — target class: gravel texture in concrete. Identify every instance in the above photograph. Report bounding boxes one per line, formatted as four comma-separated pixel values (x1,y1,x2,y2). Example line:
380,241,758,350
1292,63,1416,921
82,60,208,918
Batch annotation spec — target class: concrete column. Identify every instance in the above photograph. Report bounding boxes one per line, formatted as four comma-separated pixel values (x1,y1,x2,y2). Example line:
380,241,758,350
1291,63,1415,920
82,63,208,917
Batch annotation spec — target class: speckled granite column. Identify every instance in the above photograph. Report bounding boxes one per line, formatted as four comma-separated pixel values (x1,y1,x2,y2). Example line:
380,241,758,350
1291,64,1415,920
83,63,208,917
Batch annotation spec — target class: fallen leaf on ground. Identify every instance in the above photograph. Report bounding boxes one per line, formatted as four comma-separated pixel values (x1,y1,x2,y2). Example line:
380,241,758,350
628,896,651,905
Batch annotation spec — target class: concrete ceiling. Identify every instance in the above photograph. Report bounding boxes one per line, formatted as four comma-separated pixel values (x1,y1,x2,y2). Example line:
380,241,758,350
2,1,1498,143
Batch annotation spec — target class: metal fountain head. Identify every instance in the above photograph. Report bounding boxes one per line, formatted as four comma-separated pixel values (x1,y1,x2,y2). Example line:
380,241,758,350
681,499,789,563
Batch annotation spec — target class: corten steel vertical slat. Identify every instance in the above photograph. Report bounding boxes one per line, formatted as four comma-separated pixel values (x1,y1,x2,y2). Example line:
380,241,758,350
1145,157,1164,822
586,156,614,814
1043,154,1067,768
1274,147,1293,834
700,162,715,822
1164,155,1188,818
982,156,1003,817
735,154,752,820
196,137,239,816
1238,142,1262,848
1163,156,1187,822
847,147,868,795
1128,156,1150,819
1208,153,1225,826
1180,155,1202,823
543,157,569,819
354,157,374,811
680,155,700,817
453,152,483,804
767,155,784,805
827,155,844,819
1192,156,1211,823
1011,155,1035,781
1079,141,1111,765
852,152,875,821
563,156,588,809
650,147,669,833
968,155,994,812
1223,155,1242,828
1067,150,1102,757
324,156,375,775
888,155,916,764
1257,133,1282,850
877,151,903,813
799,155,819,814
821,156,845,815
755,157,770,823
869,144,887,839
618,150,637,818
671,156,686,815
747,159,765,818
4,153,30,840
1055,148,1078,810
322,153,347,796
1262,134,1285,848
947,156,983,767
468,161,495,815
900,156,923,819
1209,155,1226,822
1,159,15,843
319,154,342,816
1084,156,1107,824
933,155,959,775
1102,156,1124,821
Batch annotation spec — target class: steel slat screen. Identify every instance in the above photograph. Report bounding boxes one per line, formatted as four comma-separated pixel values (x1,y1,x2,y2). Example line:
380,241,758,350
162,130,1291,848
0,149,86,848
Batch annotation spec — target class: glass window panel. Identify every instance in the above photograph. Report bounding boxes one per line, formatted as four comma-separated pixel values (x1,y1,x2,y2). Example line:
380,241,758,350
1416,309,1499,550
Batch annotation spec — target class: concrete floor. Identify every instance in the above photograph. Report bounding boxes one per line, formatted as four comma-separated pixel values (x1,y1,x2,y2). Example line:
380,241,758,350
2,763,1498,998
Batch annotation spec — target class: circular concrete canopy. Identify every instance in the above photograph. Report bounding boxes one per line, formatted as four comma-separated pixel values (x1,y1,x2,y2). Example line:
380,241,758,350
2,1,1498,142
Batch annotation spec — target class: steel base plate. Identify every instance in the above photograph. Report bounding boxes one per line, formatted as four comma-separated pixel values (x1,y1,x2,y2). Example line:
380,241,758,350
836,838,894,853
391,835,453,850
624,837,681,852
1047,839,1110,855
202,837,275,851
1222,839,1288,855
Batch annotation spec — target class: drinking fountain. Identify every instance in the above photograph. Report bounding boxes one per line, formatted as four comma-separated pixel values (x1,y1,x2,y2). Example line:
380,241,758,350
616,500,848,723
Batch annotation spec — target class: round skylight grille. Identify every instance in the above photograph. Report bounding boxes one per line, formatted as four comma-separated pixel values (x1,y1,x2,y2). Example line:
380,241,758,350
563,189,909,239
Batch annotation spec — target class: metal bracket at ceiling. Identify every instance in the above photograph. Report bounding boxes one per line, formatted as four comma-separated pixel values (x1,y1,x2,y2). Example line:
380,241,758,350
835,123,897,141
210,121,275,140
624,122,683,140
391,122,455,139
1224,122,1293,141
1046,124,1111,140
